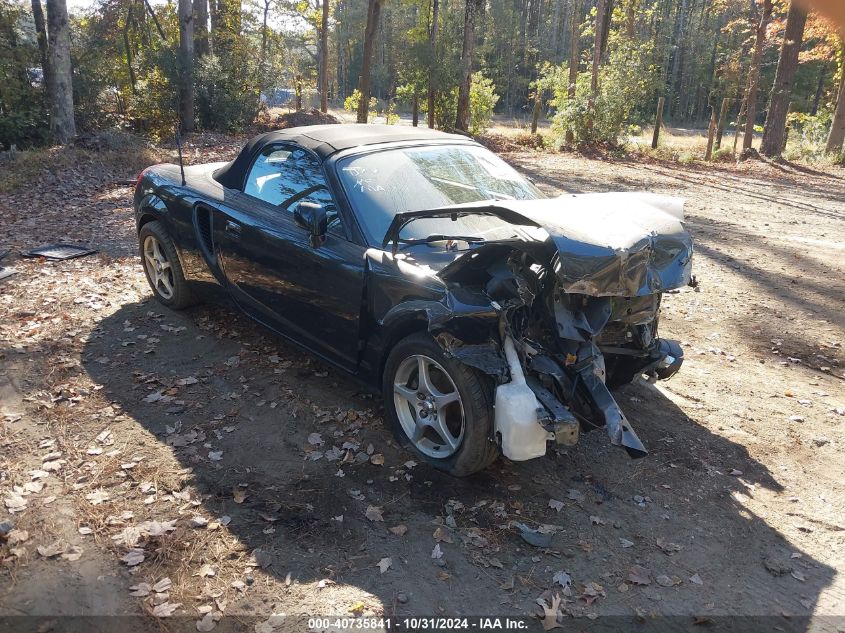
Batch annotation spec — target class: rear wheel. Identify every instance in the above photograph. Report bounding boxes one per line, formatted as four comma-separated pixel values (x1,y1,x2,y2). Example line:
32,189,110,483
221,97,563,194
139,221,195,310
383,332,499,476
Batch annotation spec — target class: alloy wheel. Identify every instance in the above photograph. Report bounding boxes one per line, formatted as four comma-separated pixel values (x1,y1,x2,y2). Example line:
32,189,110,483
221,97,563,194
393,354,465,458
143,235,175,300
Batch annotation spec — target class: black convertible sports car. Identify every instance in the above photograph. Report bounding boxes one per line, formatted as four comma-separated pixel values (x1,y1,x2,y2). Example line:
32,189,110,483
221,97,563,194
134,124,693,476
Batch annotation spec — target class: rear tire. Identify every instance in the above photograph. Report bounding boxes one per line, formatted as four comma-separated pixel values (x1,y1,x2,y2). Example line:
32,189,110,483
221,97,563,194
139,220,195,310
383,332,499,477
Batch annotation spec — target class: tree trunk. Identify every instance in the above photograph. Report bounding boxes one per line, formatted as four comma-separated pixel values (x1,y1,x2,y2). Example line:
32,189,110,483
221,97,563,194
45,0,76,143
143,0,168,41
651,96,664,148
715,96,730,149
260,0,269,75
761,1,807,157
123,15,137,93
826,46,845,154
565,0,580,144
455,0,481,132
31,0,53,100
194,0,209,57
356,0,381,123
530,89,542,134
412,92,419,127
590,0,607,96
811,63,826,115
742,0,773,152
178,0,195,132
705,105,717,160
427,0,440,128
319,0,329,113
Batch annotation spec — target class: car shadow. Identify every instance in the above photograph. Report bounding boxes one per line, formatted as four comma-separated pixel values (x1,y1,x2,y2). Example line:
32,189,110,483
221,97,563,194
79,296,836,630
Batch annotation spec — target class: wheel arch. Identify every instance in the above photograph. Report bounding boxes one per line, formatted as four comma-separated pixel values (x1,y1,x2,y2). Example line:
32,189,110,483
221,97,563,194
377,314,431,384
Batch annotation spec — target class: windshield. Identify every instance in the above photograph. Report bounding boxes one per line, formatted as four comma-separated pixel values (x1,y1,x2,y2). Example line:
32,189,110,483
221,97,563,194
336,144,544,246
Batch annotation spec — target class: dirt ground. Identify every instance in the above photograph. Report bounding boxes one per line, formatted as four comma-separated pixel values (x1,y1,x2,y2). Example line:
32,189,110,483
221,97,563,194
1,139,844,632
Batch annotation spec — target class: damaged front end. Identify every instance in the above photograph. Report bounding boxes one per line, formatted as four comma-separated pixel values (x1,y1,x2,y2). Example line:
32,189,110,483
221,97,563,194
383,193,693,461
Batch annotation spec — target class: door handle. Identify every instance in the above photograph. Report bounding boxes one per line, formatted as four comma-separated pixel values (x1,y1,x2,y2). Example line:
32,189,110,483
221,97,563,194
224,220,242,237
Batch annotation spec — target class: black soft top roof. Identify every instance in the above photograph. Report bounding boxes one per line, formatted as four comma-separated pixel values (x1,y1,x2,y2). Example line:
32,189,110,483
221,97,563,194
214,124,470,190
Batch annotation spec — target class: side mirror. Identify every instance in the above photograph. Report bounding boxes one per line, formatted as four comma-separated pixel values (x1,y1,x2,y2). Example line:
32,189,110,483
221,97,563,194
293,201,328,247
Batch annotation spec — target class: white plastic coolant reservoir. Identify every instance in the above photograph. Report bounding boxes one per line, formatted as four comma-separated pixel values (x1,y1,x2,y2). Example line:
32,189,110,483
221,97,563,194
495,337,553,461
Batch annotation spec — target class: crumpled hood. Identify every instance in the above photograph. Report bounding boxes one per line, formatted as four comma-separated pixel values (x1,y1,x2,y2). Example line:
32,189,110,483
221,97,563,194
436,192,693,297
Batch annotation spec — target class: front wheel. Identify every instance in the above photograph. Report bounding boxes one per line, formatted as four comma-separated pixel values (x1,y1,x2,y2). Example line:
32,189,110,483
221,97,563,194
139,220,195,310
382,332,499,477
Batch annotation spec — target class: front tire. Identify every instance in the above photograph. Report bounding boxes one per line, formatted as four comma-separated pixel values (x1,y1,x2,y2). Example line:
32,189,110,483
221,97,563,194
139,220,195,310
382,332,499,477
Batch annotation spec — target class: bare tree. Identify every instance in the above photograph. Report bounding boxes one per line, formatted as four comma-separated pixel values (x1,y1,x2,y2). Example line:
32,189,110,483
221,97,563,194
761,1,807,156
356,0,381,123
455,0,483,132
742,0,773,152
320,0,329,113
427,0,440,128
45,0,75,143
178,0,195,132
825,40,845,155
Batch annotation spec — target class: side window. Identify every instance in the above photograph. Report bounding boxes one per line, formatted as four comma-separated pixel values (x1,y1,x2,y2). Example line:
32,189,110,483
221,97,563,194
244,145,342,234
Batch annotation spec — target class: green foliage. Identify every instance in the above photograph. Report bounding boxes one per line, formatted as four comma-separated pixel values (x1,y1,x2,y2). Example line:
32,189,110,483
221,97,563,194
783,110,836,163
467,72,499,135
381,100,399,125
343,89,376,118
544,38,657,148
194,52,260,133
0,1,50,148
433,88,458,130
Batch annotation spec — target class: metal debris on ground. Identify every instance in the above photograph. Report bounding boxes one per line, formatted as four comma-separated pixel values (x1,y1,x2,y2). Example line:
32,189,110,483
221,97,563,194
22,244,97,260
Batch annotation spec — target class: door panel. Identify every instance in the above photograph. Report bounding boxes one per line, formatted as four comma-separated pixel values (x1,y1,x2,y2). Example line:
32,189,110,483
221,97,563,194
211,192,366,371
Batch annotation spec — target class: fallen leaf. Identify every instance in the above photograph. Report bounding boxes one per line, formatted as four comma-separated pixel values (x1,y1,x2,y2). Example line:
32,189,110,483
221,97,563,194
376,557,392,573
196,613,217,631
85,489,110,505
122,548,145,566
689,574,703,586
307,432,323,446
589,516,605,525
37,541,68,558
548,499,565,512
369,454,384,466
552,571,572,588
152,602,181,617
389,524,408,536
628,565,651,585
129,583,151,597
208,451,223,461
567,489,583,502
432,526,453,543
365,505,384,522
232,488,248,504
539,594,563,630
619,538,634,548
4,493,27,512
152,578,172,593
197,564,216,578
431,543,443,559
655,574,674,587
